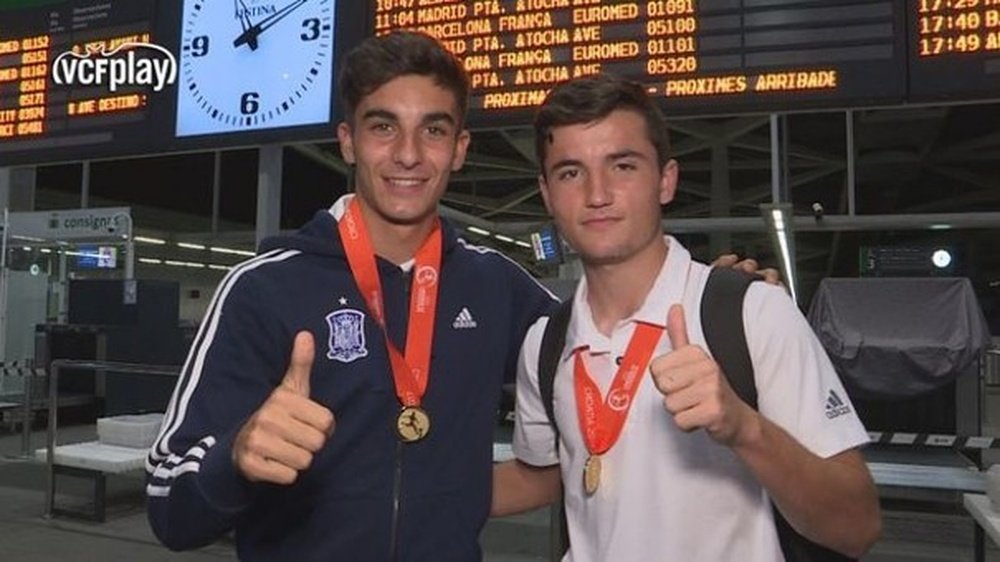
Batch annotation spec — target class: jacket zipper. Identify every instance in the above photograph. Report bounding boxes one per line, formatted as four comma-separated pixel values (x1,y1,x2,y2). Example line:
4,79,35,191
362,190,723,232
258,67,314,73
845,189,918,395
390,261,411,560
388,439,403,561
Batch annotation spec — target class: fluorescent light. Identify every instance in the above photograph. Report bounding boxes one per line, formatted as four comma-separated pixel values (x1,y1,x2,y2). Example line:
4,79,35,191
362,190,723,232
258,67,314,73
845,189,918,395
177,242,206,250
135,236,167,245
515,240,532,248
494,234,514,243
467,226,491,236
760,203,797,305
143,258,228,270
210,246,255,257
771,209,785,230
40,248,51,254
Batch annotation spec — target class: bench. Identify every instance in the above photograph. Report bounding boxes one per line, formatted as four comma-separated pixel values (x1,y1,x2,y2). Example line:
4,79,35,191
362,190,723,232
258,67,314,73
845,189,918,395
36,441,148,522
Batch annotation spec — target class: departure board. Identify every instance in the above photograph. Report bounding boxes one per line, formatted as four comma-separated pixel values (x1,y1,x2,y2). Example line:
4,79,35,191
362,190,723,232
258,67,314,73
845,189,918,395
375,0,908,123
0,1,164,163
0,0,368,167
907,0,1000,101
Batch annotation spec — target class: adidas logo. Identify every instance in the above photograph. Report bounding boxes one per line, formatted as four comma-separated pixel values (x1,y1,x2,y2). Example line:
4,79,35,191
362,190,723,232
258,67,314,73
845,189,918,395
452,307,478,329
825,389,851,419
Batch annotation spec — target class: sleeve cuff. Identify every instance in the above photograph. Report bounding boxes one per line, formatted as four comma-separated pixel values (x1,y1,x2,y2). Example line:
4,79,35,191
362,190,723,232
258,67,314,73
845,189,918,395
195,429,257,513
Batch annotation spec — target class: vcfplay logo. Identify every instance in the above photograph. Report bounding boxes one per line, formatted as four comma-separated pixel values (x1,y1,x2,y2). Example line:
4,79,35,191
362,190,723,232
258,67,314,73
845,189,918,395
51,42,177,92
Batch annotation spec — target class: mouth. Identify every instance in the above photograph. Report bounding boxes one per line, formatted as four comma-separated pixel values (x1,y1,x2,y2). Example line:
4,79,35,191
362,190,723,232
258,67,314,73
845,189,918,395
582,216,620,228
384,176,428,190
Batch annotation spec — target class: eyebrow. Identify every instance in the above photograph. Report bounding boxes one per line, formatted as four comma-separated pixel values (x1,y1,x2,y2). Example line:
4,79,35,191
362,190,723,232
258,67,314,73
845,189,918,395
359,109,457,127
547,158,583,174
548,149,649,173
607,149,648,162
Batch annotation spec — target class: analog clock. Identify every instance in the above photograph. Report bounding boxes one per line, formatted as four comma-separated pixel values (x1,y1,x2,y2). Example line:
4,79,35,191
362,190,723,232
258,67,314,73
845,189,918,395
175,0,336,137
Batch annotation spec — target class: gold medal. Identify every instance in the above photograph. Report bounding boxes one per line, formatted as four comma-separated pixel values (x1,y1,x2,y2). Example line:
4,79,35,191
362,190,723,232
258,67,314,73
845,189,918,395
583,454,601,495
396,406,431,443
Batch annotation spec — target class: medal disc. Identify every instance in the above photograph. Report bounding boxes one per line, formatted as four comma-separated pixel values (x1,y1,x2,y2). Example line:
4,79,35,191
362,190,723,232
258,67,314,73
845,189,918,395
583,454,601,495
396,406,431,443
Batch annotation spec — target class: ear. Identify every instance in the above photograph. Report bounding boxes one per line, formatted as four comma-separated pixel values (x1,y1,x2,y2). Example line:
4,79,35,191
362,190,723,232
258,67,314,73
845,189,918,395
538,173,553,216
659,159,679,205
451,129,471,171
337,122,355,165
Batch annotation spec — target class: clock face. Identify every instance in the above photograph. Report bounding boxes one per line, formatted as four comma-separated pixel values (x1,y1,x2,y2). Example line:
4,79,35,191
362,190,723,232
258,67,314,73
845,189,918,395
175,0,336,137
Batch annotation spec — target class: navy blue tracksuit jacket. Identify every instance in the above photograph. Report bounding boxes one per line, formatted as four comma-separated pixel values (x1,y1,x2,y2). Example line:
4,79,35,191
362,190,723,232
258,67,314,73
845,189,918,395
146,202,557,561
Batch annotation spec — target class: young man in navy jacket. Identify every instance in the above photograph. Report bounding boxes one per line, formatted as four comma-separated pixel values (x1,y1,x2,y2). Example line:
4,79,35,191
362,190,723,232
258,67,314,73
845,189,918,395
146,31,557,561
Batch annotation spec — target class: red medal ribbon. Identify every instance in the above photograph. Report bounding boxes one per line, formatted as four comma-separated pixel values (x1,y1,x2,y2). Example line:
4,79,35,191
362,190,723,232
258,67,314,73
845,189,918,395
338,198,441,407
573,322,663,455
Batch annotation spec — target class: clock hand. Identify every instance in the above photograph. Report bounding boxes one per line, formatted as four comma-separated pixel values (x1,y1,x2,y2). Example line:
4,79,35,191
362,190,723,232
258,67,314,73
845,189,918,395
233,0,307,50
235,0,257,50
256,0,307,34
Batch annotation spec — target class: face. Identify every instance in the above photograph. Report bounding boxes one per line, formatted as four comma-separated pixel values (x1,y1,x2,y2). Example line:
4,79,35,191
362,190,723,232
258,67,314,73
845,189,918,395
338,74,470,228
539,109,678,266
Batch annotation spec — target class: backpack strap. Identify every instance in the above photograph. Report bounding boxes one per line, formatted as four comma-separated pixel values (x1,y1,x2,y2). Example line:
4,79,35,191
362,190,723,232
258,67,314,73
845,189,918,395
538,298,574,434
536,298,574,559
700,267,758,408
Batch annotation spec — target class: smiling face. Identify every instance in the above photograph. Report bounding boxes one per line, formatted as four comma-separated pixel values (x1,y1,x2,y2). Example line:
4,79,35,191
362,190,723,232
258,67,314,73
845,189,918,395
337,74,470,231
539,109,678,267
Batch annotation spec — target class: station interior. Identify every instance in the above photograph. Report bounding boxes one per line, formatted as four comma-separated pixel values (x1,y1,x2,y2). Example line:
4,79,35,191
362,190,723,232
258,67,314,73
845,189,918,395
2,1,1000,561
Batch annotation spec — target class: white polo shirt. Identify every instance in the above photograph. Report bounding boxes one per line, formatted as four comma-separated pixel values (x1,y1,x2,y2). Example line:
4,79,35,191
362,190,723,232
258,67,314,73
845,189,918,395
512,237,869,562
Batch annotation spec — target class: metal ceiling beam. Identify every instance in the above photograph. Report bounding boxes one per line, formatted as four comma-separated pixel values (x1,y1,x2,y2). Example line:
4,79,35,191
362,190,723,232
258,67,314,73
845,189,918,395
462,152,536,173
479,185,543,219
924,164,999,193
449,170,537,183
292,144,350,175
497,128,538,164
679,165,844,216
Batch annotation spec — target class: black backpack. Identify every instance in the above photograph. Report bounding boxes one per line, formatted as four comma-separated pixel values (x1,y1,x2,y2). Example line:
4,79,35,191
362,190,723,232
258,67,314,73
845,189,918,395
537,267,854,562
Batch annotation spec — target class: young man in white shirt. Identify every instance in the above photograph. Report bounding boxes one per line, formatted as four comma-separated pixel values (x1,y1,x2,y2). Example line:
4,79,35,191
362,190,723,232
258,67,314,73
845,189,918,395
492,74,881,561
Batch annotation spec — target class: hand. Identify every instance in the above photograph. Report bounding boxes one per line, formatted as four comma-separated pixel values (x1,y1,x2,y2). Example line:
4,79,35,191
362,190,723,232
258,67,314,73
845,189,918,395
233,0,307,50
649,305,757,446
234,0,257,50
233,331,335,484
711,253,782,286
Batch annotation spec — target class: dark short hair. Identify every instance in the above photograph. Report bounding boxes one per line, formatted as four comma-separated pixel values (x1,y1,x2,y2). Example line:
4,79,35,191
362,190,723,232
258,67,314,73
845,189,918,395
338,31,469,127
534,74,671,172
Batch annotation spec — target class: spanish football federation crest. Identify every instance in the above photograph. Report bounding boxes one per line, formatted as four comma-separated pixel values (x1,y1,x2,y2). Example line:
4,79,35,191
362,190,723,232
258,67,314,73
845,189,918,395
325,308,368,363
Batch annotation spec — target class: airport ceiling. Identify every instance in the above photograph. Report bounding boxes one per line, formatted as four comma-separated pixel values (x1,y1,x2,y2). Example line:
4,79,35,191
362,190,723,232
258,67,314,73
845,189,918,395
31,98,1000,315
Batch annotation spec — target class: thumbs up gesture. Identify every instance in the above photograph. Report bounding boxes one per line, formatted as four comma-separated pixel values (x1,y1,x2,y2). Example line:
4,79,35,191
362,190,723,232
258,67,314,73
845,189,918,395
233,331,336,484
649,305,756,447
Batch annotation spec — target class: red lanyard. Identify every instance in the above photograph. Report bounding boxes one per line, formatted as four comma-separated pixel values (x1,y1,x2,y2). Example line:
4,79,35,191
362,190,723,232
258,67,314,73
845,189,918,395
573,323,663,455
338,198,442,407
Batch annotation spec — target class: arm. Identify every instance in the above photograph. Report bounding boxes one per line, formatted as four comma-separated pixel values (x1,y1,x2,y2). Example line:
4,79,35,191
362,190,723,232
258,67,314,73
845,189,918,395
731,416,879,558
495,315,564,517
491,460,561,517
146,270,330,550
651,297,880,558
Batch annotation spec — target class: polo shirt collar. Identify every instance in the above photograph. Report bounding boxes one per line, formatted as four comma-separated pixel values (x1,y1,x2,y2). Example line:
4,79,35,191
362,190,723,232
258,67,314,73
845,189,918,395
562,236,691,360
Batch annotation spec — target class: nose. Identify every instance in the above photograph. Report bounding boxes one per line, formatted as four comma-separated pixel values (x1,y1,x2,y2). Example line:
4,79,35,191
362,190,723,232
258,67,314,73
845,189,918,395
583,170,612,208
393,130,422,168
